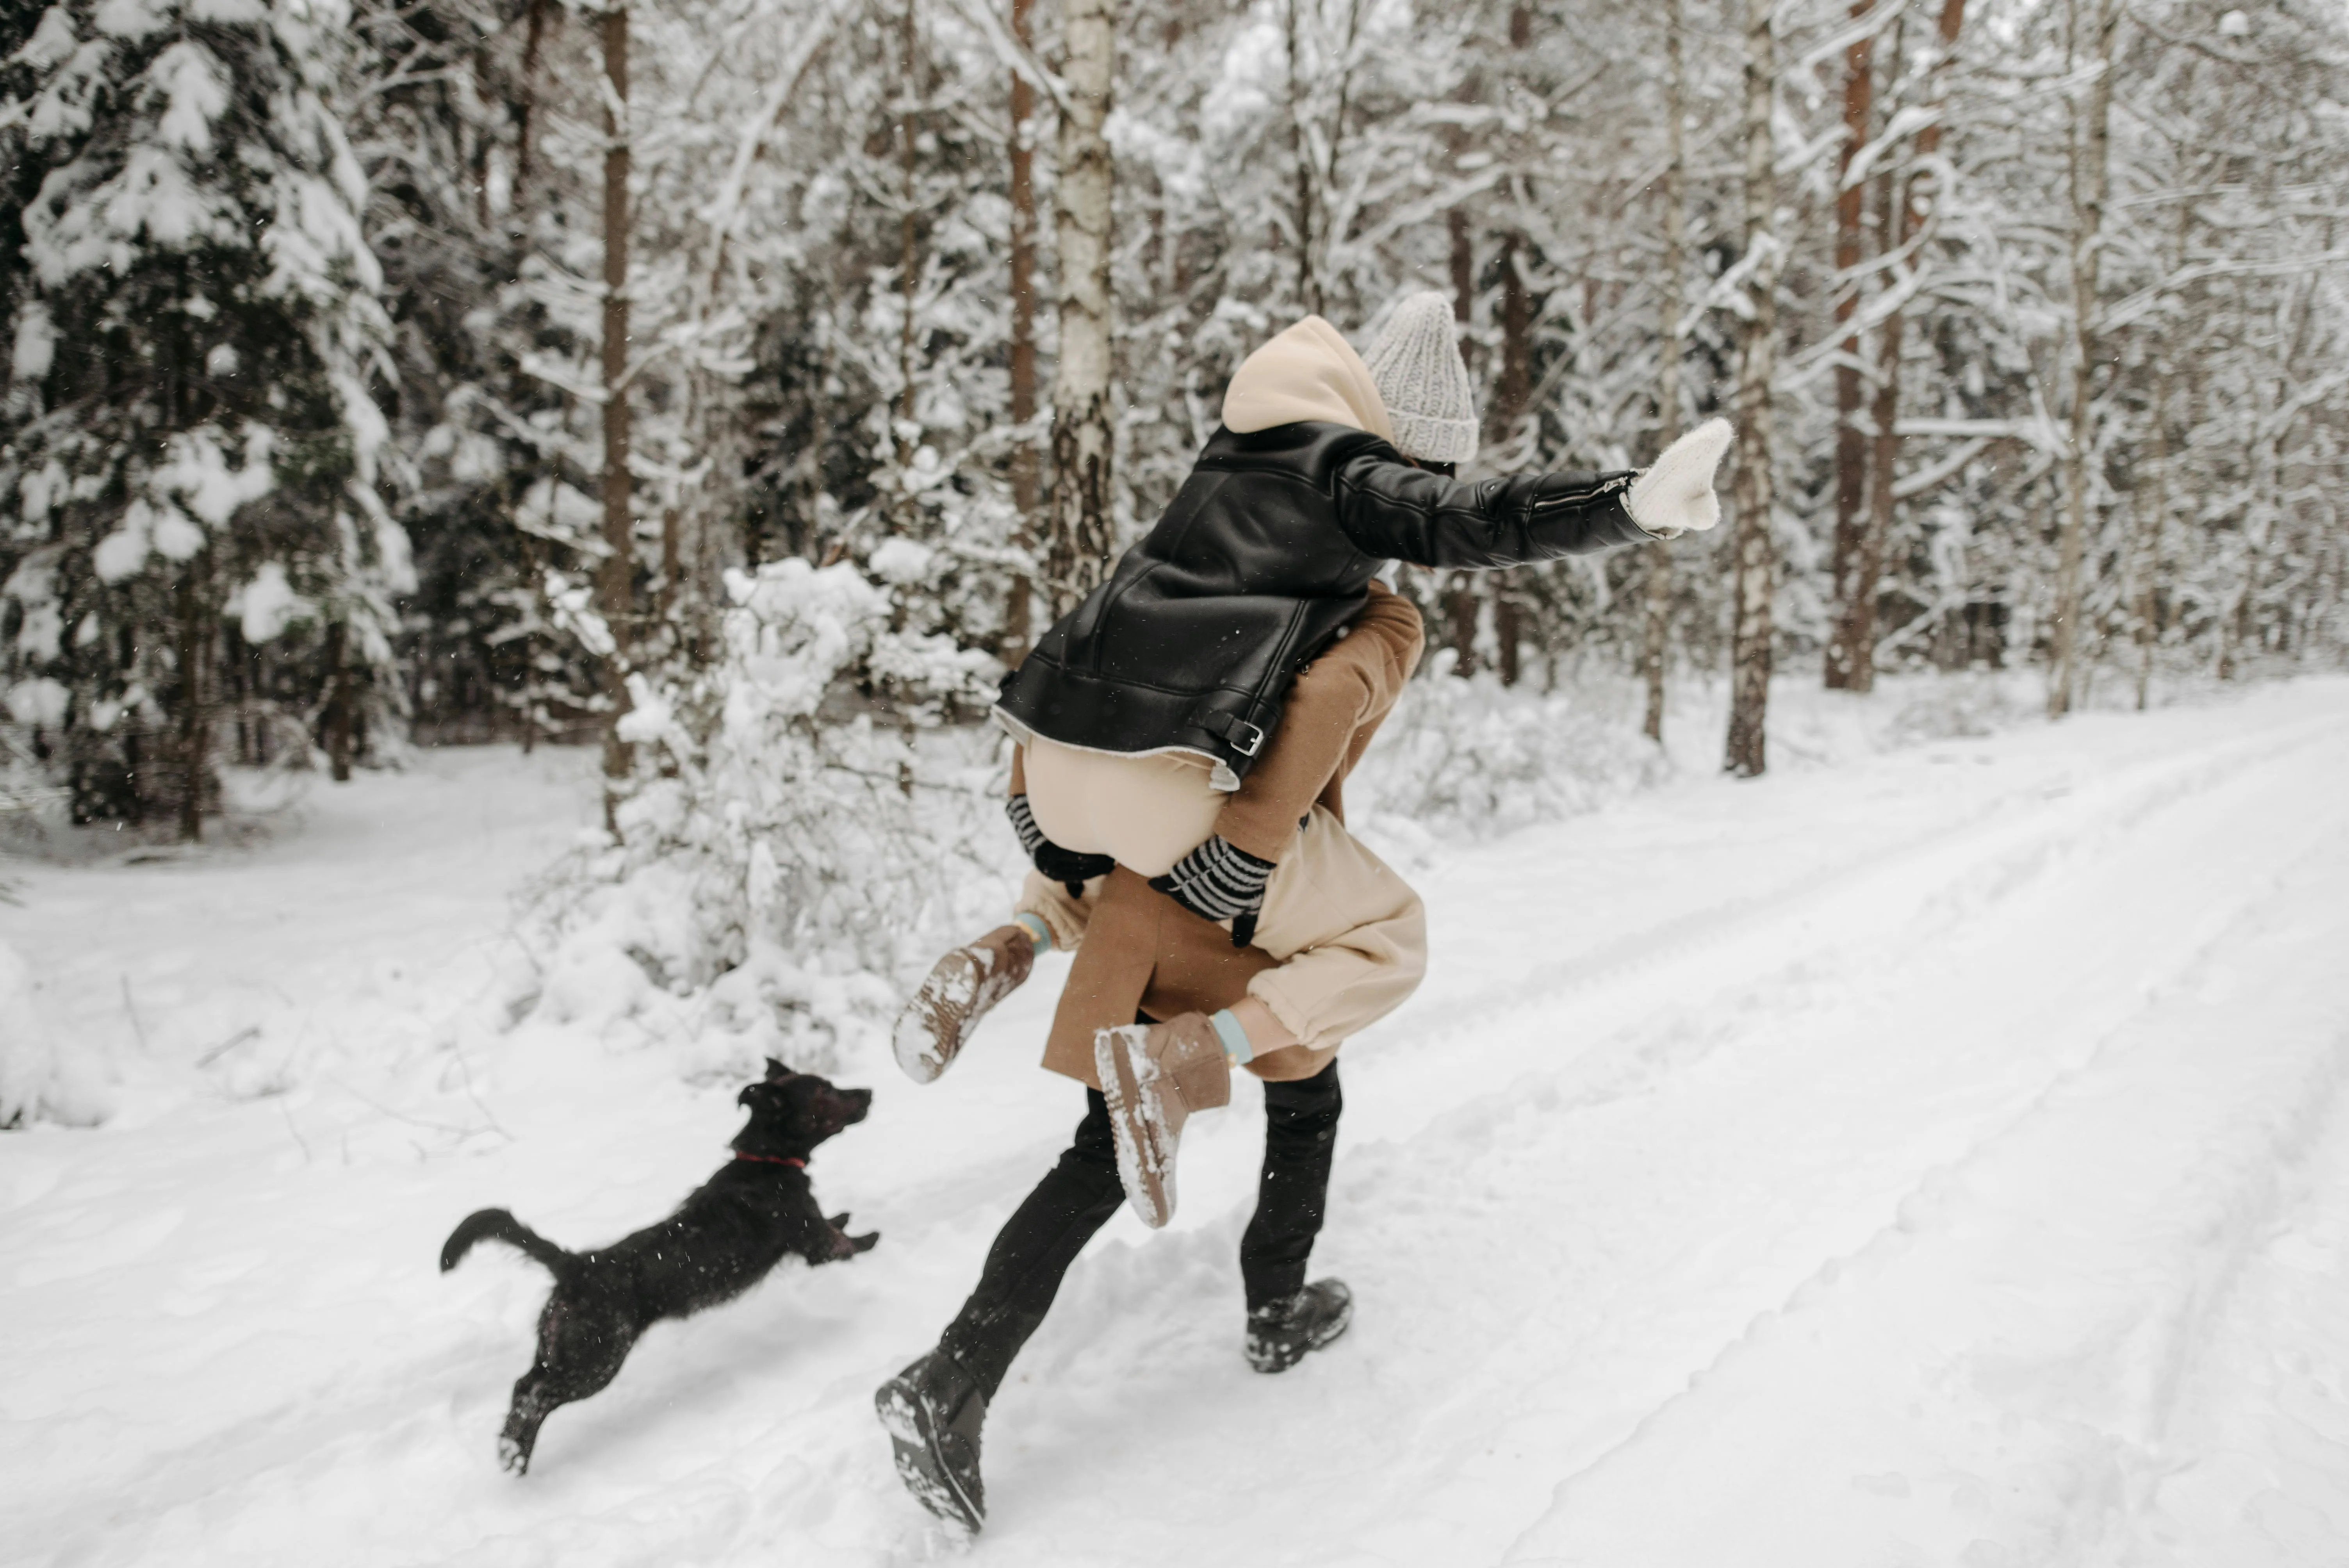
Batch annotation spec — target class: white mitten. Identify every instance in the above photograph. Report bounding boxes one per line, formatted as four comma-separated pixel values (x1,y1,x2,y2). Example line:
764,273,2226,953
1626,417,1733,536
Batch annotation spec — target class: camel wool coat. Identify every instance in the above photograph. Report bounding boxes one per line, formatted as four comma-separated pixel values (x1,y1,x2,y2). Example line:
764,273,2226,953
1013,581,1426,1087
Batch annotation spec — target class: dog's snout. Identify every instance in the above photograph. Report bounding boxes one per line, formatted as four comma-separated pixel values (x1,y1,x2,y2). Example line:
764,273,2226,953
844,1087,873,1121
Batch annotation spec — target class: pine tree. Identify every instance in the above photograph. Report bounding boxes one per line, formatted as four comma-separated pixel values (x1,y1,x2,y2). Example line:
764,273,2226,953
348,0,597,747
2,0,400,830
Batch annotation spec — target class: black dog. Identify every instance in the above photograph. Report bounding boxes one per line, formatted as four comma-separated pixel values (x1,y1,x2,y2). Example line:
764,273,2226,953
441,1060,879,1473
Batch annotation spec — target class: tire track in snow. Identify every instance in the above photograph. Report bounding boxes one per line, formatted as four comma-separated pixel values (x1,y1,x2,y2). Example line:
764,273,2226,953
1221,704,2349,1558
1356,704,2349,1133
1503,816,2349,1567
909,699,2349,1566
16,695,2349,1568
2093,1004,2349,1567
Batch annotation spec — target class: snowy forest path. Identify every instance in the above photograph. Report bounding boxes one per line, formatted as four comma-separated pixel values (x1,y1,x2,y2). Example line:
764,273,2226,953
966,684,2349,1567
1504,748,2349,1564
7,681,2349,1568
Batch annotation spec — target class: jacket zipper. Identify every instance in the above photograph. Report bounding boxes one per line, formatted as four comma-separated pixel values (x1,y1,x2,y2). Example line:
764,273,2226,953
1529,472,1633,513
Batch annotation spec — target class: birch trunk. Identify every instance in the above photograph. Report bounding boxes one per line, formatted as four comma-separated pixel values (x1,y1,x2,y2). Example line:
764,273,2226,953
598,2,634,790
1002,0,1040,660
1643,0,1688,744
894,0,920,495
1045,0,1116,613
2047,0,2116,718
1285,0,1319,317
1824,0,1874,690
1723,0,1778,778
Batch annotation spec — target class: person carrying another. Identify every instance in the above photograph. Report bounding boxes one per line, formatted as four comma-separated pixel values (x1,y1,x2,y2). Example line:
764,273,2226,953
877,289,1731,1532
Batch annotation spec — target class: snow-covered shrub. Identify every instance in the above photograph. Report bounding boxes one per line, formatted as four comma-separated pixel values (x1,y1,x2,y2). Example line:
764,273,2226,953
1875,672,2028,748
0,939,109,1128
1349,666,1671,846
517,559,1009,1076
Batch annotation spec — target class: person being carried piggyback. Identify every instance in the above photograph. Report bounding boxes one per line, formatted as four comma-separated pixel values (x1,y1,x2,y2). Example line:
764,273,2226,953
875,289,1732,1533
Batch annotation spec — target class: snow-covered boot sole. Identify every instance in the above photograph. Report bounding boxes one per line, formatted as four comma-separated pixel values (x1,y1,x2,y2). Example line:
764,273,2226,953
893,928,1033,1085
1246,1279,1354,1374
875,1358,986,1533
1095,1024,1177,1229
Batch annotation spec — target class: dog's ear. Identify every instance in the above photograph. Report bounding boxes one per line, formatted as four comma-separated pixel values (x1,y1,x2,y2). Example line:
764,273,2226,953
764,1057,792,1080
738,1079,790,1110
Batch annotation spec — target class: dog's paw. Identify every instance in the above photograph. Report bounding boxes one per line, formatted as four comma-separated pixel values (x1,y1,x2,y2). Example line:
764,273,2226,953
826,1228,881,1260
498,1436,531,1476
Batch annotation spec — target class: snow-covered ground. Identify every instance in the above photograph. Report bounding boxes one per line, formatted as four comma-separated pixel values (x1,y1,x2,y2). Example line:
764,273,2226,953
7,677,2349,1566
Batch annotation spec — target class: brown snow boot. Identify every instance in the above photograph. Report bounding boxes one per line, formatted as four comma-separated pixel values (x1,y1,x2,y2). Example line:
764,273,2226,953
1094,1012,1233,1229
893,923,1038,1084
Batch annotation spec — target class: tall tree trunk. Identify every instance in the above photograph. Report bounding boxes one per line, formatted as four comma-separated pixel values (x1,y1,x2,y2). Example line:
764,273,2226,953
315,609,364,785
1448,207,1473,321
1467,236,1533,684
1823,0,1875,689
1442,210,1481,677
1483,7,1541,687
1851,0,1966,695
1045,0,1116,613
1443,574,1479,677
895,0,921,495
598,2,634,795
175,565,209,840
513,0,549,210
1491,235,1533,444
1644,0,1688,744
1283,0,1320,316
226,622,250,766
2133,357,2169,710
2047,0,2116,718
658,505,681,629
1494,597,1521,686
1002,0,1040,660
1724,0,1779,778
1855,162,1903,695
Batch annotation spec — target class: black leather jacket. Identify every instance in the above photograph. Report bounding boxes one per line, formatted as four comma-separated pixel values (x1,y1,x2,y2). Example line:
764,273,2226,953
995,421,1650,783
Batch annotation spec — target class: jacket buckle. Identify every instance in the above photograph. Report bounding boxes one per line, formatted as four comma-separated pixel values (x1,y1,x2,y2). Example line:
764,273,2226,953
1192,707,1267,758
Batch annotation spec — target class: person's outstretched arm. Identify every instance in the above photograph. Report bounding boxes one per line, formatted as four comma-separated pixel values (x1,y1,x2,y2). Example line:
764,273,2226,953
1332,419,1732,569
1331,453,1650,569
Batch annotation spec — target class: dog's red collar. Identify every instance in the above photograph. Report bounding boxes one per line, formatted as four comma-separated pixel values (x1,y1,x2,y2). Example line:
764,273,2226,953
734,1152,807,1169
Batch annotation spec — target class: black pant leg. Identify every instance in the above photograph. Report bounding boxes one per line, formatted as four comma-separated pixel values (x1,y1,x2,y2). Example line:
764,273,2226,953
937,1090,1123,1402
1240,1060,1343,1311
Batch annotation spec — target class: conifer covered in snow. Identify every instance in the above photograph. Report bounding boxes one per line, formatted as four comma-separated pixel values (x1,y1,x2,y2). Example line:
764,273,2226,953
2,0,403,829
0,0,2342,837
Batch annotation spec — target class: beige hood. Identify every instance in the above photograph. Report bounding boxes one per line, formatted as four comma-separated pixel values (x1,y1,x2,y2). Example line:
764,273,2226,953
1220,315,1396,445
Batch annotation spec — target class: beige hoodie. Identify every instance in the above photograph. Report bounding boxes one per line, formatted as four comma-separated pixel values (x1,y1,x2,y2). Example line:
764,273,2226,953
1220,315,1397,445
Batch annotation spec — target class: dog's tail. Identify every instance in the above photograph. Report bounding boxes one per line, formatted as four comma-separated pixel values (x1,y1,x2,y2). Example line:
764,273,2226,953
441,1209,572,1276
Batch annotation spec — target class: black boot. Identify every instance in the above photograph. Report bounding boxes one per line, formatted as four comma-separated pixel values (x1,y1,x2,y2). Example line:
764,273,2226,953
875,1349,988,1532
1241,1062,1343,1313
1246,1278,1353,1373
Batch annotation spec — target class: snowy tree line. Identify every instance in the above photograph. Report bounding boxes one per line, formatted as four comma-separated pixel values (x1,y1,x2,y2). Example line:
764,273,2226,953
4,0,2347,834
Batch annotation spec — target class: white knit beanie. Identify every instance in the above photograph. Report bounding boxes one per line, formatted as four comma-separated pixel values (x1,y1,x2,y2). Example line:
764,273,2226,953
1362,290,1479,465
